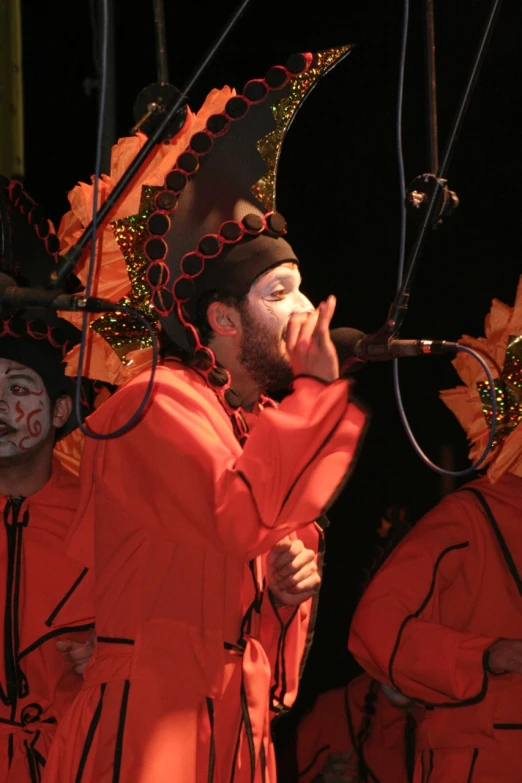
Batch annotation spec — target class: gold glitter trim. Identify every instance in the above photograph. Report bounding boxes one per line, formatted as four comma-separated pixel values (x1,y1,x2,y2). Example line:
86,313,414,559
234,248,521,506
252,47,351,211
477,334,522,449
92,185,161,361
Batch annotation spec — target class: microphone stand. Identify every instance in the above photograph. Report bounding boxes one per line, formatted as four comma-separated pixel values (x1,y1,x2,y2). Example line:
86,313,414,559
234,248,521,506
383,0,502,478
47,0,253,291
381,0,503,340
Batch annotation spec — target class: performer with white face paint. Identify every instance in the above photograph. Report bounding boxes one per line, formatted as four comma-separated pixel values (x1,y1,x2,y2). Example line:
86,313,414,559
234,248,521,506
0,178,97,782
0,360,69,461
43,49,366,783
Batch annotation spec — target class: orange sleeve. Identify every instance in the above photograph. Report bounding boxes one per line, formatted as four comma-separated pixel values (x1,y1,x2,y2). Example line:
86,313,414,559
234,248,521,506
349,495,496,706
95,372,366,560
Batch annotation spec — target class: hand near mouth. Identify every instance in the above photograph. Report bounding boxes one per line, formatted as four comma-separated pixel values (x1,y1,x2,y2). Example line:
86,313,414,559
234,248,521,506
285,295,340,383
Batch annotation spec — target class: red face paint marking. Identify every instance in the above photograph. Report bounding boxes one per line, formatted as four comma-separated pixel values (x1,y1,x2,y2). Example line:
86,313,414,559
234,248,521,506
18,407,43,451
14,402,25,423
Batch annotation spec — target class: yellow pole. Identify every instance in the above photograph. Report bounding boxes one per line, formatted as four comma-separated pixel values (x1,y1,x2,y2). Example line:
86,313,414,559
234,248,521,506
0,0,24,178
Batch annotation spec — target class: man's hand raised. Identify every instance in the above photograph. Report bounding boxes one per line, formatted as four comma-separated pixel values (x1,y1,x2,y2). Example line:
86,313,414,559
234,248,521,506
285,295,339,383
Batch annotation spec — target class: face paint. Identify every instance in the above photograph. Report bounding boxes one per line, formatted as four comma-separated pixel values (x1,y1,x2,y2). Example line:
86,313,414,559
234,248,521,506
238,262,314,391
0,359,53,459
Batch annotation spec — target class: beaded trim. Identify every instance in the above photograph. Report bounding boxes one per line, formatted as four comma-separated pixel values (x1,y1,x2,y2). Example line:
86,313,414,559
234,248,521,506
1,179,79,357
143,54,316,434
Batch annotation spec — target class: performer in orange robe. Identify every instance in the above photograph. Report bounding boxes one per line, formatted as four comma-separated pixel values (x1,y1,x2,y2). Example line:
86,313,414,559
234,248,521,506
43,47,366,783
349,278,522,782
0,179,96,781
295,672,420,783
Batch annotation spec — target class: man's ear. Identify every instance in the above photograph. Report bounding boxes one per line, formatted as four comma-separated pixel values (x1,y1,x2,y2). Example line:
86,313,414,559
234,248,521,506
52,395,73,429
206,300,241,337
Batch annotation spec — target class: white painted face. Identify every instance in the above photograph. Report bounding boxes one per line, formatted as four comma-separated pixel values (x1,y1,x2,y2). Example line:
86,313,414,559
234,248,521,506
238,262,315,391
0,359,54,459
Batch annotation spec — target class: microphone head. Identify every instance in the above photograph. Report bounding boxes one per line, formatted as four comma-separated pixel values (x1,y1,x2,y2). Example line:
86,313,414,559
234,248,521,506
330,327,367,374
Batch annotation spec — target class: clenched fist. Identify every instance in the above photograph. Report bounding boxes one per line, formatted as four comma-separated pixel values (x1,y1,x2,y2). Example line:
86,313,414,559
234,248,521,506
267,536,321,607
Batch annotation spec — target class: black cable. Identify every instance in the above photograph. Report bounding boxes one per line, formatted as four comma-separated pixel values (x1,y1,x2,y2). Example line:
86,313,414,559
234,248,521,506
48,0,253,290
392,0,497,476
73,0,159,441
76,306,159,441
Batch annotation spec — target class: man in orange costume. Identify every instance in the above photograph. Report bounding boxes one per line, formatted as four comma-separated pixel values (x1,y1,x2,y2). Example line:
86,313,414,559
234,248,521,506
349,277,522,782
42,48,366,782
0,178,95,780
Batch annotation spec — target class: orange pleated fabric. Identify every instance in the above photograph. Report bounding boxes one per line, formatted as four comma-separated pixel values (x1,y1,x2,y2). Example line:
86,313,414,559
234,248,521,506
43,361,366,783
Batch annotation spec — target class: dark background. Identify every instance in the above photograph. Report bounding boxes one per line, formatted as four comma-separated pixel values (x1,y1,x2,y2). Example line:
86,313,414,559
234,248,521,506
20,0,522,758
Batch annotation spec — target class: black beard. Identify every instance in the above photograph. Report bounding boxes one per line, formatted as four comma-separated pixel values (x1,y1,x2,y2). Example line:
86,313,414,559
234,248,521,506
238,304,293,392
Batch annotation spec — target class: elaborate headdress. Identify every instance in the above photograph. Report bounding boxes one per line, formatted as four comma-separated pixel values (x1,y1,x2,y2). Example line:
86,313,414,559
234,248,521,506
58,48,351,438
440,275,522,482
57,87,237,385
141,48,351,421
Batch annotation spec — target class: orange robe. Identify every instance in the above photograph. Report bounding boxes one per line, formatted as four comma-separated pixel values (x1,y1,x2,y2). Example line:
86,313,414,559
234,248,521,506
0,458,94,782
43,361,366,783
349,473,522,782
295,672,418,783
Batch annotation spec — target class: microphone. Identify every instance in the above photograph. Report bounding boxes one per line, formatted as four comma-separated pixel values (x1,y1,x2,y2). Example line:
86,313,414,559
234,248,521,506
0,273,119,314
330,327,458,373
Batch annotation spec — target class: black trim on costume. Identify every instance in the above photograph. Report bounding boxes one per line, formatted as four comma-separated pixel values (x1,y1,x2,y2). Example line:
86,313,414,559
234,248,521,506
259,740,267,783
466,748,478,782
112,679,130,783
461,488,522,596
224,641,245,653
44,567,90,627
298,527,325,683
13,502,29,699
279,391,350,514
240,679,256,782
97,636,135,645
236,471,268,530
75,683,106,783
206,697,216,783
18,623,95,660
1,497,28,707
276,606,298,706
343,683,380,783
297,744,330,777
0,715,22,727
387,541,490,708
24,729,45,783
404,712,416,783
425,749,434,782
268,588,299,711
8,731,13,767
228,713,244,783
238,561,262,646
493,722,522,729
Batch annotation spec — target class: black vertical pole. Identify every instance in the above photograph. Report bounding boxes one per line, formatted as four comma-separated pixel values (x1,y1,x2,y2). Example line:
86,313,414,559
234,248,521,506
153,0,169,84
97,0,116,174
424,0,439,175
